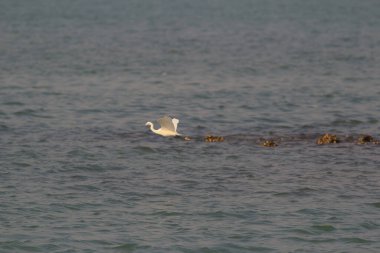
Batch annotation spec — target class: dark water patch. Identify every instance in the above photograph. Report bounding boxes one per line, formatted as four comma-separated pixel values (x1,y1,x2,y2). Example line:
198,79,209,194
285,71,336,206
69,174,89,181
360,221,379,230
117,131,151,141
196,210,254,219
0,123,9,131
183,82,202,87
333,54,368,63
296,208,327,216
13,149,40,160
46,192,78,201
76,108,105,114
66,149,100,161
290,228,314,235
367,118,379,124
41,91,62,96
0,240,39,252
340,237,373,244
87,127,121,139
38,244,60,252
31,85,52,90
86,240,114,246
285,237,337,243
13,109,52,118
50,201,103,211
14,109,35,116
112,242,150,252
11,162,32,167
133,145,158,154
182,244,275,253
272,192,291,197
2,101,24,106
331,119,363,127
225,154,240,160
193,92,212,99
150,210,186,217
22,224,40,230
274,187,320,197
188,247,223,253
177,179,201,189
72,164,107,172
311,224,336,233
226,244,275,253
296,187,322,196
0,85,24,90
368,202,380,208
67,183,101,192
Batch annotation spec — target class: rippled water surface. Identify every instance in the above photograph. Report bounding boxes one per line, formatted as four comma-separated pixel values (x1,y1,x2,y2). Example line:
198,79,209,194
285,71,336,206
1,0,380,252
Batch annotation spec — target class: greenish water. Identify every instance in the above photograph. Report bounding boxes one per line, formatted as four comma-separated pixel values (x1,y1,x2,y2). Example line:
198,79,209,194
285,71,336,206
1,0,380,252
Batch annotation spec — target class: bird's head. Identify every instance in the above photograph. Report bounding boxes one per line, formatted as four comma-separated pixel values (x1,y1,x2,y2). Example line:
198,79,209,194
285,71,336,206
145,122,152,128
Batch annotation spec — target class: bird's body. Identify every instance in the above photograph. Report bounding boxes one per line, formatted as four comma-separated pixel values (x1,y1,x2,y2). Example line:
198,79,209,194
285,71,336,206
145,116,181,137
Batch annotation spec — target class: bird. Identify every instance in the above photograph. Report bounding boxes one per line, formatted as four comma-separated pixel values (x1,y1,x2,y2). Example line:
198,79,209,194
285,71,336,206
145,116,181,137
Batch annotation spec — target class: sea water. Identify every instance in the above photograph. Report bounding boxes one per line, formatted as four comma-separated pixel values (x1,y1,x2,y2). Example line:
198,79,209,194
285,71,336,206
0,0,380,252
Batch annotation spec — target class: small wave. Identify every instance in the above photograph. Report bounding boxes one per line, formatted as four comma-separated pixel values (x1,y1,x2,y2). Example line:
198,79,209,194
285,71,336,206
340,237,372,244
285,236,336,243
311,224,336,232
0,240,39,252
41,91,62,96
274,187,320,197
14,109,38,116
133,145,157,153
0,124,9,131
368,202,380,208
72,164,106,172
289,228,314,235
50,201,102,211
14,109,52,118
2,101,24,106
183,244,274,253
150,210,185,217
76,108,104,114
331,119,363,126
11,162,31,167
360,221,379,230
112,242,150,252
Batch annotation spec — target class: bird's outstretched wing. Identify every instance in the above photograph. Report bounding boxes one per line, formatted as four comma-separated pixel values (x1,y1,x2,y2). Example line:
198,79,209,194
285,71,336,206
157,116,176,132
172,118,179,132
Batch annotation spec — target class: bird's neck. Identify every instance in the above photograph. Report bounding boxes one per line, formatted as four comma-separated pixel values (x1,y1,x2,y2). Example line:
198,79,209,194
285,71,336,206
148,122,158,132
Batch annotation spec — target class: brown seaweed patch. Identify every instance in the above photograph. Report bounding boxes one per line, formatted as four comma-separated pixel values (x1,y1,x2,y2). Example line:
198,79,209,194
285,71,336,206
261,139,278,147
204,135,225,142
357,135,379,144
316,133,340,145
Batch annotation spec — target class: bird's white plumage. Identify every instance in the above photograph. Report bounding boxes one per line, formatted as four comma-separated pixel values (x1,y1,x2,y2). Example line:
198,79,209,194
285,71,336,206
157,116,176,132
146,116,181,137
172,118,179,132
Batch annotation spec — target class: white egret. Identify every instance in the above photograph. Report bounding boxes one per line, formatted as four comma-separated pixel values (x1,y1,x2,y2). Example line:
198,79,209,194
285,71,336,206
145,116,181,137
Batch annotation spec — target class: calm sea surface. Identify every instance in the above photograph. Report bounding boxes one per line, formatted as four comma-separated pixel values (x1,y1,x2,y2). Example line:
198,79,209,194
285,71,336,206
1,0,380,252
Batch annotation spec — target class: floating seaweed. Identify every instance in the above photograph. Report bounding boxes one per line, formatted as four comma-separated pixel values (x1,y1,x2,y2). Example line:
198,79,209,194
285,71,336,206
174,133,380,146
357,135,379,144
261,139,278,147
357,135,374,144
316,133,340,145
204,135,225,142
